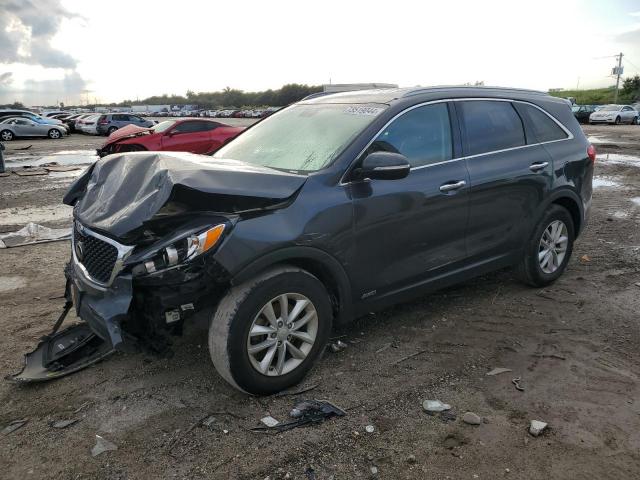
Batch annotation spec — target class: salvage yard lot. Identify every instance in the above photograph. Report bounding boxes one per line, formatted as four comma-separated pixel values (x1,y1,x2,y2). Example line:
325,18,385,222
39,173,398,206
1,125,640,479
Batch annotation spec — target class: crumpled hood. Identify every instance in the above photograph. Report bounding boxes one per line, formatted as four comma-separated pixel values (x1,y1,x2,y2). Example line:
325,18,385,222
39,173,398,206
103,124,152,144
64,152,307,239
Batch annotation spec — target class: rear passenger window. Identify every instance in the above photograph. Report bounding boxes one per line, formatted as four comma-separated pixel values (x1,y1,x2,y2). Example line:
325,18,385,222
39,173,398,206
368,103,452,168
459,101,525,156
517,104,568,143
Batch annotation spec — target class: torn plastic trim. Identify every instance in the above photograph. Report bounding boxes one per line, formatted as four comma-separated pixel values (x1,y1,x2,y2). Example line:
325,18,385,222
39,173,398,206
7,324,114,383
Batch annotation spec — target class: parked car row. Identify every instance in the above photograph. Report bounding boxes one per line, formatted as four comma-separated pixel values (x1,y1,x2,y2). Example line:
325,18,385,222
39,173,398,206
571,104,639,125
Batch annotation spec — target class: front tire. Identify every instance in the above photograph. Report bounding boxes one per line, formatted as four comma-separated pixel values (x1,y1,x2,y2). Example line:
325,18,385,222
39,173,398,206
614,116,621,125
0,130,14,141
48,129,61,139
516,204,575,287
209,266,332,395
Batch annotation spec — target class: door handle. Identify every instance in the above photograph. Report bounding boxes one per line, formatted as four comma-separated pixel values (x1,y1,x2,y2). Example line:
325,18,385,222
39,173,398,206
439,180,466,192
529,162,549,172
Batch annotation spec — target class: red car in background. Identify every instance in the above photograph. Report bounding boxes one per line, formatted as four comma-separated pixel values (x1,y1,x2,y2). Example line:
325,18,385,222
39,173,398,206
97,119,244,157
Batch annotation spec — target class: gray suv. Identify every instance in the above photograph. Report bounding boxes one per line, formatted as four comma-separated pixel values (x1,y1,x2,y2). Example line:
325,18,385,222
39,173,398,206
14,86,594,395
96,113,154,135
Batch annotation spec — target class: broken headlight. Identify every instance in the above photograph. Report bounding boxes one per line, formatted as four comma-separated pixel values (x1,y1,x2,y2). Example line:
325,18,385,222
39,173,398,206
134,224,225,275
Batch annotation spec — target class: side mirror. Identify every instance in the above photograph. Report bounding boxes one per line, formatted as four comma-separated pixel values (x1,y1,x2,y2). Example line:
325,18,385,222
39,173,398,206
353,151,410,181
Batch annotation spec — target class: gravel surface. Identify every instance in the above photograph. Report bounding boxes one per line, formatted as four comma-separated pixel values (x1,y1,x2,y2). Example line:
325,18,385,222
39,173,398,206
1,125,640,479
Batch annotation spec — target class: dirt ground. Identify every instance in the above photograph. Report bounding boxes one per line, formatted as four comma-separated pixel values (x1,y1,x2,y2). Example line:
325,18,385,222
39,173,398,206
1,125,640,480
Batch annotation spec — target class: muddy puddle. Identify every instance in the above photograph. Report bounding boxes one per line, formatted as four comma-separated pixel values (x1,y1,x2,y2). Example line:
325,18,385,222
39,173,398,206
0,204,73,226
0,276,27,293
4,150,97,168
593,177,621,189
598,153,640,167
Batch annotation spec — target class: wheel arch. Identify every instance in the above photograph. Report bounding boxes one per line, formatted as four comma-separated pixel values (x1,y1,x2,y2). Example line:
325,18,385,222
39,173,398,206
230,246,354,326
544,189,584,236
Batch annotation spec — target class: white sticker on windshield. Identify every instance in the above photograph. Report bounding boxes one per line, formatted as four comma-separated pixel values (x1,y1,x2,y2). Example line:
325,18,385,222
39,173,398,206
344,106,385,116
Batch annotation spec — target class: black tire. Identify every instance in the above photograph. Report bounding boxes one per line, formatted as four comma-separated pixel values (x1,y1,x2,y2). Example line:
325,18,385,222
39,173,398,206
209,266,332,395
0,129,14,141
515,204,575,287
633,116,639,125
107,126,118,135
48,129,61,139
615,116,621,125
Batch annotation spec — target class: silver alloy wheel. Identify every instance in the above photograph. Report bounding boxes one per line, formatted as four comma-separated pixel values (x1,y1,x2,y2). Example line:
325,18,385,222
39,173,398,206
1,130,12,141
247,293,318,377
538,220,568,274
49,129,60,138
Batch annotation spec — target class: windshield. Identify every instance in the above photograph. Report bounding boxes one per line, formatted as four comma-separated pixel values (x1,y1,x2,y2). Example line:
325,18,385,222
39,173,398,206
152,120,177,133
599,104,620,111
213,103,387,172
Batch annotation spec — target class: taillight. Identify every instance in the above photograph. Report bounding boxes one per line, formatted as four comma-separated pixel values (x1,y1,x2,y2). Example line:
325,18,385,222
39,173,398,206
98,116,108,124
587,144,596,163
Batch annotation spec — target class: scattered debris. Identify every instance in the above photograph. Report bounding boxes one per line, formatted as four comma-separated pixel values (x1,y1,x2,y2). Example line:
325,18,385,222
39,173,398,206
261,416,280,428
512,377,525,392
51,419,79,429
274,383,318,397
370,466,378,475
375,343,392,354
422,400,451,414
91,435,118,457
462,412,482,426
13,167,47,176
392,349,429,365
439,410,457,422
201,416,217,428
365,425,375,433
0,222,70,248
253,400,346,433
486,367,512,376
580,255,591,263
1,419,28,436
329,340,348,353
529,420,548,437
407,454,417,464
304,467,317,480
531,353,566,360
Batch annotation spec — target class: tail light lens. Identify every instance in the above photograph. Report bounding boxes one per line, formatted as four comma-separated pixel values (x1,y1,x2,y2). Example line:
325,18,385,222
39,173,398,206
98,116,108,124
587,144,596,163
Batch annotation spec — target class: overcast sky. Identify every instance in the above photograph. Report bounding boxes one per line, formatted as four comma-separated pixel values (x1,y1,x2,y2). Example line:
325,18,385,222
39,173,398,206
1,0,639,106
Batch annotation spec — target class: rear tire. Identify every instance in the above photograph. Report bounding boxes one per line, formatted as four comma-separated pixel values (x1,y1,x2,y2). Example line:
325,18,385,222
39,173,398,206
615,116,621,125
107,126,118,135
515,204,575,287
209,266,332,395
633,116,639,125
0,130,14,141
48,129,61,139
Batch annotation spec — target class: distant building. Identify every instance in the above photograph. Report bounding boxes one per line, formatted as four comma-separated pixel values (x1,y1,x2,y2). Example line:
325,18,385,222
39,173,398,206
322,83,398,93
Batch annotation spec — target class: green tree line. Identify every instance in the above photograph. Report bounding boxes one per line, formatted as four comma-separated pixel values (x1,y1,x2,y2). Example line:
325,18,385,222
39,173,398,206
112,83,323,109
548,75,640,105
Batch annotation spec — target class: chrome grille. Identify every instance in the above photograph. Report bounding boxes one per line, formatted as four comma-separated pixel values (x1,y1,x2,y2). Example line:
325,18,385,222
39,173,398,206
73,224,118,284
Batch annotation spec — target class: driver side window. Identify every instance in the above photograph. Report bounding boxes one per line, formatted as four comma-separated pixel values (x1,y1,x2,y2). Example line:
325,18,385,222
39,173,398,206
367,103,453,168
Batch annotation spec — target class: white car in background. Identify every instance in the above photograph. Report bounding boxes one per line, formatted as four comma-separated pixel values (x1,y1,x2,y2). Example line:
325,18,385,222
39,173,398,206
589,104,639,125
77,114,100,134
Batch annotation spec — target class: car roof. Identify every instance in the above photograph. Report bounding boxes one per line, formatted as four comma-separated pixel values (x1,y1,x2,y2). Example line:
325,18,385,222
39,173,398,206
301,85,559,106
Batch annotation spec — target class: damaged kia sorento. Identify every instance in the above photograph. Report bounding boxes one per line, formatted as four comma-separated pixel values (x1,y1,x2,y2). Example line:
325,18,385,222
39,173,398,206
10,87,593,394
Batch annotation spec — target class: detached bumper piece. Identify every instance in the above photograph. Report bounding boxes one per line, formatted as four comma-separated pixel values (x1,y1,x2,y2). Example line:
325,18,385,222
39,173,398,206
7,323,114,383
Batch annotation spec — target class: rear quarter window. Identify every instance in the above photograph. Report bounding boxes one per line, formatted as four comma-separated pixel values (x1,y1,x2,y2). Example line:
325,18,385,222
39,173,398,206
459,101,525,156
516,103,568,143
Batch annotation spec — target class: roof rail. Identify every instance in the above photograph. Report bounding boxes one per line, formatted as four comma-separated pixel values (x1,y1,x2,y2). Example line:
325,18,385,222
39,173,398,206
301,92,337,101
402,85,548,98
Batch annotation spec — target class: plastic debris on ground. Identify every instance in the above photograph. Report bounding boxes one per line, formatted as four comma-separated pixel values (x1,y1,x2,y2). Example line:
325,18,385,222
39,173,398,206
512,377,525,392
329,340,348,353
486,367,512,376
252,400,346,433
91,434,118,457
51,419,79,429
422,400,451,414
0,222,71,248
260,416,280,428
1,419,28,435
529,420,548,437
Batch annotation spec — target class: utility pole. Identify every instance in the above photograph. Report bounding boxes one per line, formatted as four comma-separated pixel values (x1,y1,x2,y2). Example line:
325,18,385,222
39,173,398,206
614,52,624,104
